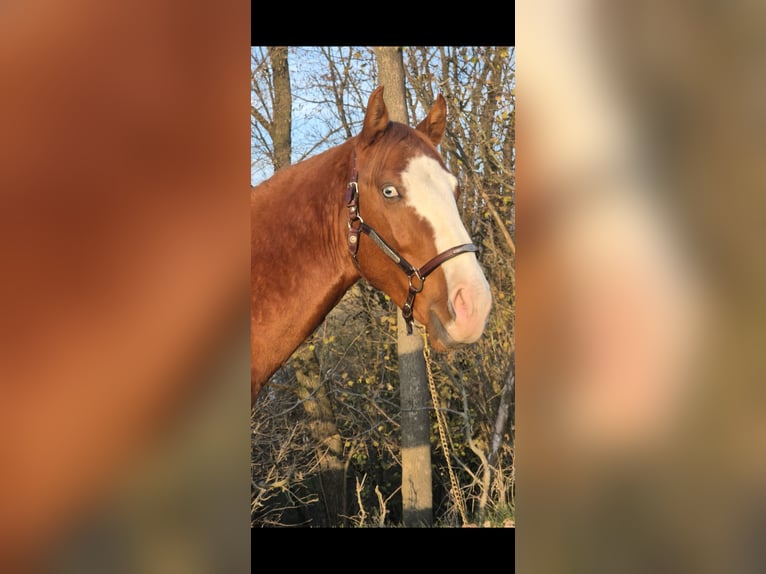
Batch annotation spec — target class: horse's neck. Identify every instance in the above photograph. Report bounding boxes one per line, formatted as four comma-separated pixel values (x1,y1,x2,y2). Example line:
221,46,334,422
251,143,358,397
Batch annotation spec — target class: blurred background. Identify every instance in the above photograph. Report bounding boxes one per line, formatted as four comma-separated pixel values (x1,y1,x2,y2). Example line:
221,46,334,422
0,1,250,572
517,0,766,572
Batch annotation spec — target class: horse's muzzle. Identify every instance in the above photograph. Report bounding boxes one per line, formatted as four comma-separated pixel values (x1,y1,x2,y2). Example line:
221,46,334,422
427,282,492,350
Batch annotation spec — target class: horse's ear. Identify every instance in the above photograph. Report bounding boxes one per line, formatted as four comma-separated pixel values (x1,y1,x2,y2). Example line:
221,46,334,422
416,94,447,146
360,86,389,146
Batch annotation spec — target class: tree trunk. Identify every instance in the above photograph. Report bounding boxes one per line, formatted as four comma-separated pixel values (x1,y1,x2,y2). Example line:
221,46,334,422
489,352,514,469
374,46,433,527
267,46,291,171
292,344,345,526
396,315,433,526
374,47,409,125
267,47,346,525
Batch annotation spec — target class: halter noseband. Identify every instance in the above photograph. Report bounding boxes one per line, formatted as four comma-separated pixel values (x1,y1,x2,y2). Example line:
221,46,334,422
344,150,479,334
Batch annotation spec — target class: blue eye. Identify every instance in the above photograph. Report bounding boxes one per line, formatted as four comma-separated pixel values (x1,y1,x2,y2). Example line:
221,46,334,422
381,185,399,199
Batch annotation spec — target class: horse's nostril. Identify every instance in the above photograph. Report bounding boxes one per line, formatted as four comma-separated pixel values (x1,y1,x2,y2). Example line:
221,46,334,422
451,287,474,323
442,280,492,344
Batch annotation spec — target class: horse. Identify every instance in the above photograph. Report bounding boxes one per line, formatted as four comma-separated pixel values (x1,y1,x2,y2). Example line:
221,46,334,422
251,86,493,403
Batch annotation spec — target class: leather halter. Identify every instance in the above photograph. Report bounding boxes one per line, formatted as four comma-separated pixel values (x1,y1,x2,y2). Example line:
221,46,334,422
344,150,479,334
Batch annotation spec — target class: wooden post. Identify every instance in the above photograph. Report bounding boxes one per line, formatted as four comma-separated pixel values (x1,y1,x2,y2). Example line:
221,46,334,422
374,46,433,526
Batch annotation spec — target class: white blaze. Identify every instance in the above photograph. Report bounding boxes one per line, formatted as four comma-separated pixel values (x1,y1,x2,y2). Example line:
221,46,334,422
400,155,492,341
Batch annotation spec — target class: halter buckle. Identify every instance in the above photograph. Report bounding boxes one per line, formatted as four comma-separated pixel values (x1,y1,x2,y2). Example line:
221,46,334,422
402,299,414,335
345,180,359,205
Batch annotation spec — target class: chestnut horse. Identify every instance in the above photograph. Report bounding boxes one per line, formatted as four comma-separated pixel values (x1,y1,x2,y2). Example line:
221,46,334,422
251,86,492,403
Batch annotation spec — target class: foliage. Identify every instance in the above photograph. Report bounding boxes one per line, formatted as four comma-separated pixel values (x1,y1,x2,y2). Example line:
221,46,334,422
251,46,515,527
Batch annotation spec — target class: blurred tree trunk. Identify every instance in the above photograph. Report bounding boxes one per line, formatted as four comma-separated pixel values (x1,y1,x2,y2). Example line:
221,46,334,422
374,46,433,527
267,46,292,171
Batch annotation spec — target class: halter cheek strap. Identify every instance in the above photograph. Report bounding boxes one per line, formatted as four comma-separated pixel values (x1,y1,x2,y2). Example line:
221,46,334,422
345,153,479,334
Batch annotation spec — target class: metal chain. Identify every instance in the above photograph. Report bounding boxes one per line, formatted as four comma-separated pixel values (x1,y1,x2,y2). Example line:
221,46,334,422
419,326,468,526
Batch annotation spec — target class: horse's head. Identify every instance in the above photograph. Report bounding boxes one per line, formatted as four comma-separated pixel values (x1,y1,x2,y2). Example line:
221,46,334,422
348,86,492,350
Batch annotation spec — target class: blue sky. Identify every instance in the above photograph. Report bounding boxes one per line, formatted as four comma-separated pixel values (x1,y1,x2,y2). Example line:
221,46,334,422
251,47,377,186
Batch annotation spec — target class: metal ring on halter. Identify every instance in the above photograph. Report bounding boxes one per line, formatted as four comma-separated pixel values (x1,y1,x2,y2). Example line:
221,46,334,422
347,212,364,230
408,270,425,293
